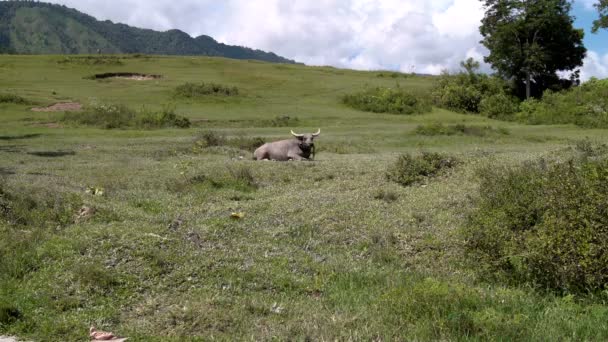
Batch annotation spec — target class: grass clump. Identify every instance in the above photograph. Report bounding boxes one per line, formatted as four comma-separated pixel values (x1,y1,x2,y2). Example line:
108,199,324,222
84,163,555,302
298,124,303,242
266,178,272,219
386,152,457,186
464,154,608,294
415,123,510,137
174,82,239,98
0,93,30,105
0,182,81,228
62,104,190,129
342,86,431,115
185,166,258,193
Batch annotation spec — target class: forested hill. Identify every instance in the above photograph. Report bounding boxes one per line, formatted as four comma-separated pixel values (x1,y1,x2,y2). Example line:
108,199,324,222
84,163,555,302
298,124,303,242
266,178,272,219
0,1,296,63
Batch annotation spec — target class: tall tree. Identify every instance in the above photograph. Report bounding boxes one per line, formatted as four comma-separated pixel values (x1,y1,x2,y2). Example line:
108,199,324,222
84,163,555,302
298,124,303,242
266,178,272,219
592,0,608,33
480,0,586,99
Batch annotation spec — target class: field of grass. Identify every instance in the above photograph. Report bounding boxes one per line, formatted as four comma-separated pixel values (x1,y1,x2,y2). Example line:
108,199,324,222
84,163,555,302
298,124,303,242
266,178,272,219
1,55,608,341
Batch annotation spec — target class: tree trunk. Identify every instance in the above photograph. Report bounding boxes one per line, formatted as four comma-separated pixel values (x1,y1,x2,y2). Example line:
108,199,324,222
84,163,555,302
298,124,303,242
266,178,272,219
525,71,531,99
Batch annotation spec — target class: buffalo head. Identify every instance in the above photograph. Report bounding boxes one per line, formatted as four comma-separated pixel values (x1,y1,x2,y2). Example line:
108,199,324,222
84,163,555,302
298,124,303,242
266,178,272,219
291,129,320,149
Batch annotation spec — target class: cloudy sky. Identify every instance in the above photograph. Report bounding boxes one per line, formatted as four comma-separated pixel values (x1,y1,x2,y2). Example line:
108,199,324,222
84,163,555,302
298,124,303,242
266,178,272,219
44,0,608,80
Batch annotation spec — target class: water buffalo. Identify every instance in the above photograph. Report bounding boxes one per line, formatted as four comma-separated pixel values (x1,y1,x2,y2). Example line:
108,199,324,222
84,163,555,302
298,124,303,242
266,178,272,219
253,129,320,161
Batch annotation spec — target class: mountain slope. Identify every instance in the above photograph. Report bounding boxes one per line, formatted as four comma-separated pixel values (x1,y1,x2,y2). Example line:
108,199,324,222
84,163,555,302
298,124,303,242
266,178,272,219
0,1,296,63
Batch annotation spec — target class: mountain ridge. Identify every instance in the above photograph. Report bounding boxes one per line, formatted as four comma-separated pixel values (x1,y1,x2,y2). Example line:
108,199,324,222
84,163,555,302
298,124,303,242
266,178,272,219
0,1,297,64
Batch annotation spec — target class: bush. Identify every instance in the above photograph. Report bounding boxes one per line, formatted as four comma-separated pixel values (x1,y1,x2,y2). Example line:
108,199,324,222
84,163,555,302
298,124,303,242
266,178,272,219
138,105,191,128
479,93,520,120
342,86,432,115
415,123,510,137
62,104,190,129
432,58,515,115
464,155,608,294
0,93,29,104
386,152,457,186
516,78,608,128
174,82,239,98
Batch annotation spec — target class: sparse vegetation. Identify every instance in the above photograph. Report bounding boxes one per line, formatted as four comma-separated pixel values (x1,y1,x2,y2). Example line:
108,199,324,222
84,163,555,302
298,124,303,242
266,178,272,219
415,123,510,137
342,86,431,115
386,152,457,186
57,56,123,66
193,130,265,152
174,82,240,98
61,104,190,129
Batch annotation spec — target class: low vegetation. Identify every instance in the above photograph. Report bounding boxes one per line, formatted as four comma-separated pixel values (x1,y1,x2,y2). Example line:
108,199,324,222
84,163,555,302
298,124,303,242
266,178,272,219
0,94,30,105
57,56,123,66
61,104,190,129
386,152,457,186
464,149,608,294
193,130,265,152
415,123,510,137
174,82,240,98
342,86,431,115
517,78,608,128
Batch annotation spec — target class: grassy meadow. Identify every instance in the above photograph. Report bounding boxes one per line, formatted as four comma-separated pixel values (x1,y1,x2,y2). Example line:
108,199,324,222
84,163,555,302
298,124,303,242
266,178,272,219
1,55,608,341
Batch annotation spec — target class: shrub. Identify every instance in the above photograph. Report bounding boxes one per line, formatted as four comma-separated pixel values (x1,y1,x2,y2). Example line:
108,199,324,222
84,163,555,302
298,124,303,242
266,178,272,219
62,104,190,129
479,93,520,120
432,58,515,115
386,152,457,186
515,78,608,128
0,93,29,104
463,155,608,294
138,105,191,128
342,86,432,115
415,123,509,137
174,82,239,98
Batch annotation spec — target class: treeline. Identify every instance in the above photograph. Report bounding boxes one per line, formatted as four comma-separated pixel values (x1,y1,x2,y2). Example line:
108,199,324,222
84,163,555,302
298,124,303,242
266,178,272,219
0,1,295,63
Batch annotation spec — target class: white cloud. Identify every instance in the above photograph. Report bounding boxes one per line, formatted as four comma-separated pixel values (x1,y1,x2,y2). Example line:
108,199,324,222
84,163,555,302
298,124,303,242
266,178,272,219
579,0,599,10
36,0,608,79
580,51,608,80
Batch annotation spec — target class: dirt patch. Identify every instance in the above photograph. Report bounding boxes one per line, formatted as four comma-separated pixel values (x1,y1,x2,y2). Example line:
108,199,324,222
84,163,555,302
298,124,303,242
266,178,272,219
31,102,82,112
89,72,162,81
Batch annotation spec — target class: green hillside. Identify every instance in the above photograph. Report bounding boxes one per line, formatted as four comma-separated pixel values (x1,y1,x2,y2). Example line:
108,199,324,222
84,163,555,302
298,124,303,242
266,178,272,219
0,1,295,63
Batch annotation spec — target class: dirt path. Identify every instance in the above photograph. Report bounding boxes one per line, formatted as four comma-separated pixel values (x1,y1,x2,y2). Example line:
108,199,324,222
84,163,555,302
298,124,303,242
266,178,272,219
31,102,82,112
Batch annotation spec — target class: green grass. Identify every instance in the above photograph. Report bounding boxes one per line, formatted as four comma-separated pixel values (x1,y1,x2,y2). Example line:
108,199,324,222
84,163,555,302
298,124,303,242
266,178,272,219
1,54,608,340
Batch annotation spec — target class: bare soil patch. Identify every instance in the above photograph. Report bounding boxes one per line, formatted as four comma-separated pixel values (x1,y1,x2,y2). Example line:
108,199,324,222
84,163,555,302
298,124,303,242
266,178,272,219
31,102,82,112
90,72,162,81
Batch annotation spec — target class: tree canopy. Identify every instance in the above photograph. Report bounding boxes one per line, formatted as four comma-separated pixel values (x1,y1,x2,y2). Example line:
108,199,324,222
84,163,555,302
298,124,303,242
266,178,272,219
592,0,608,33
480,0,586,99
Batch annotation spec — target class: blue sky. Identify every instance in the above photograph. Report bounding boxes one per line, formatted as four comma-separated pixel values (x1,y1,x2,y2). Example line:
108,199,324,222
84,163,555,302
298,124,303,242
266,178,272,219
38,0,608,79
573,1,608,55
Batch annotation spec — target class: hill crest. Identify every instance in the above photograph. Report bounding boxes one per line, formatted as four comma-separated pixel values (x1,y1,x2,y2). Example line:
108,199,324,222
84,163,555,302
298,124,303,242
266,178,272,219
0,1,296,64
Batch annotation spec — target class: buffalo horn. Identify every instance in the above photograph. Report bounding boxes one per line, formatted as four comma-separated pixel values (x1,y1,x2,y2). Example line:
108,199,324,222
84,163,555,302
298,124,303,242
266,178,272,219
291,130,304,137
312,128,321,137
